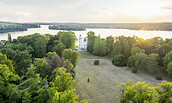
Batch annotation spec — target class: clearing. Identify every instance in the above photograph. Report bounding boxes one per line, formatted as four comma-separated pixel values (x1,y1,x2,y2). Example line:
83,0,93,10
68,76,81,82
74,51,164,103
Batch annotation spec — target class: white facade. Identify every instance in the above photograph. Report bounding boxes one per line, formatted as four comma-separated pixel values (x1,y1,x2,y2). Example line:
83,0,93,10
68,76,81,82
79,35,87,50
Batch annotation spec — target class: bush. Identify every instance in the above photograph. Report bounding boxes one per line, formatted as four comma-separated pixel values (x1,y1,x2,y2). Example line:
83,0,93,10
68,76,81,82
131,67,137,73
94,60,99,65
155,75,162,80
166,62,172,78
112,54,127,67
118,80,172,103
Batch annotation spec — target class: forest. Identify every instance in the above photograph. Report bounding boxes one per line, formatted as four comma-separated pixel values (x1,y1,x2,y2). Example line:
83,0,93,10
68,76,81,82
49,25,86,31
41,22,172,31
0,32,87,103
0,29,171,103
0,21,40,33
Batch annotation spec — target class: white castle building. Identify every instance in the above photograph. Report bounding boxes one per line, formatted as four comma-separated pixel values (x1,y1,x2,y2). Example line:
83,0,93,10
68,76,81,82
79,35,87,50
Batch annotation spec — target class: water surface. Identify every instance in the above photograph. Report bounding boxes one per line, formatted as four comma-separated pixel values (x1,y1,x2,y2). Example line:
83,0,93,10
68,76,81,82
0,25,171,45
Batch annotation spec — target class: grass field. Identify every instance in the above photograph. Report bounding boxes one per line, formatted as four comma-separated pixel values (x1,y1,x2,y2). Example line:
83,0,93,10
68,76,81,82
74,51,164,103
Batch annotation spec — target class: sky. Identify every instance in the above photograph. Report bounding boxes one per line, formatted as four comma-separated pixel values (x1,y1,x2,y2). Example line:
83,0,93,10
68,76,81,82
0,0,172,23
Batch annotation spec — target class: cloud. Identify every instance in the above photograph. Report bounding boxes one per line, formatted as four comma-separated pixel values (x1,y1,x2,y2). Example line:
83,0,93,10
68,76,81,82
16,12,38,23
162,6,172,10
102,8,107,10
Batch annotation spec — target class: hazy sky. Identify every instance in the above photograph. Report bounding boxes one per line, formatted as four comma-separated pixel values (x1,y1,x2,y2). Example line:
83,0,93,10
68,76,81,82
0,0,172,23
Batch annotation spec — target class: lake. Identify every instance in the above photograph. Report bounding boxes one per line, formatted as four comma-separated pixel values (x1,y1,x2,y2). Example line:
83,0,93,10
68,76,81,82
0,25,172,45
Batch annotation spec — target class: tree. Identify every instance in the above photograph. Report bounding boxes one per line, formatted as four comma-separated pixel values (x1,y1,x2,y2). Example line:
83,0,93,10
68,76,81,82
163,51,172,69
166,62,172,78
131,47,145,55
87,31,97,53
34,37,47,58
146,53,159,74
117,80,172,103
46,34,61,52
137,39,154,54
112,54,127,67
50,68,74,92
156,44,172,65
106,35,114,54
34,58,48,77
62,49,79,67
113,36,131,57
59,31,77,49
128,53,158,74
52,40,66,57
8,33,12,42
0,52,20,102
93,36,107,56
14,50,32,76
127,53,147,70
17,33,44,47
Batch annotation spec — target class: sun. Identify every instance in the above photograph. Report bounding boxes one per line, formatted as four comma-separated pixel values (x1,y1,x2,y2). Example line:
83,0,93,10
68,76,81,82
134,1,161,19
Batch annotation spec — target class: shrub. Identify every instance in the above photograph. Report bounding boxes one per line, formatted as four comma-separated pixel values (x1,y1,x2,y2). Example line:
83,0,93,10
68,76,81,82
94,60,99,65
62,49,79,67
117,80,172,103
112,54,127,67
131,67,137,73
155,75,162,80
166,62,172,78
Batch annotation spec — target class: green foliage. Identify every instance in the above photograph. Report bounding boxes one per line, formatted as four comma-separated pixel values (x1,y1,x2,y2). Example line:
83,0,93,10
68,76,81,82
93,35,107,56
106,35,114,54
8,33,12,43
128,53,158,74
118,80,172,103
146,53,159,74
155,75,162,80
0,53,20,102
166,62,172,78
51,68,74,92
49,25,86,31
94,60,99,65
156,44,172,58
87,31,97,53
156,44,172,65
34,58,48,77
52,40,66,57
131,47,145,55
163,51,172,69
59,31,77,49
0,52,13,70
158,81,172,103
14,50,32,76
113,36,131,57
34,37,47,58
0,32,86,103
62,49,79,67
46,52,56,59
131,67,137,73
112,54,127,67
17,33,44,47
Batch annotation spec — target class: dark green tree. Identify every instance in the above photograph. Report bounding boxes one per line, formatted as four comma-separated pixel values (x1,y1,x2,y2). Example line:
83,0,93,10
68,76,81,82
87,31,97,53
106,35,114,54
34,37,47,58
52,40,66,57
59,31,77,49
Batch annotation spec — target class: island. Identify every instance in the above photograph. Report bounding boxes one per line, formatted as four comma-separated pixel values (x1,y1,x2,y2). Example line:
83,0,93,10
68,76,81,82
49,25,86,31
0,21,40,33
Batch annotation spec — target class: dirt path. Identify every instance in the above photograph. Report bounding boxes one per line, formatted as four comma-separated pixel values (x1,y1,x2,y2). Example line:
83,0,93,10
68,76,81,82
74,52,163,103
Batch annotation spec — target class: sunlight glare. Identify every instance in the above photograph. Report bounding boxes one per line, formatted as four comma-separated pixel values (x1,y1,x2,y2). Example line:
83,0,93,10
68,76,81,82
135,1,161,18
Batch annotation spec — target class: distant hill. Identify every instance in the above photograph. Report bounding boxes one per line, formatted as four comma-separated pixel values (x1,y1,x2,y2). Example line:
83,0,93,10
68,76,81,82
38,22,172,31
0,21,40,33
